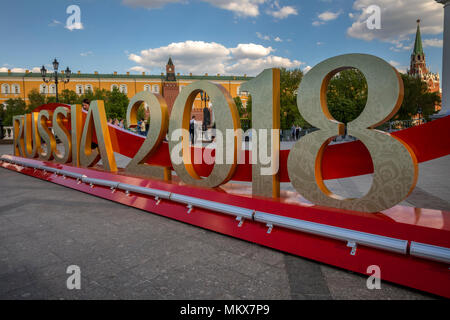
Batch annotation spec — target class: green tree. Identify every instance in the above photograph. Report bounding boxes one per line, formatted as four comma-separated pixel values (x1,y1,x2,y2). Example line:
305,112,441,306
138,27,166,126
27,89,47,110
326,69,368,124
104,87,129,120
280,68,305,129
396,74,440,120
2,98,27,126
59,89,79,104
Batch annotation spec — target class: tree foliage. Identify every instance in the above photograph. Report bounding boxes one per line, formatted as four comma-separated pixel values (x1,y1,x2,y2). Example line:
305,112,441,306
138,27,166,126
25,88,130,122
280,68,305,130
325,69,368,124
396,74,440,120
1,98,27,126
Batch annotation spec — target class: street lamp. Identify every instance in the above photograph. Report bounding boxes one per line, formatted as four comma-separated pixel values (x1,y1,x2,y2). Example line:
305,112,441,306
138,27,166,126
41,58,71,102
200,90,210,109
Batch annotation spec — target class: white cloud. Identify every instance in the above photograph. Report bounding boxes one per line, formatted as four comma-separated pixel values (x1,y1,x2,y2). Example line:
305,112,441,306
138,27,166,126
128,40,303,76
347,0,443,49
274,36,282,42
80,51,93,57
423,38,443,48
129,66,148,72
65,22,84,31
389,60,407,74
266,5,298,19
313,10,341,26
256,32,271,41
302,65,312,73
0,66,41,73
122,0,184,9
123,0,266,17
226,55,302,75
230,43,273,59
318,11,341,21
48,20,62,27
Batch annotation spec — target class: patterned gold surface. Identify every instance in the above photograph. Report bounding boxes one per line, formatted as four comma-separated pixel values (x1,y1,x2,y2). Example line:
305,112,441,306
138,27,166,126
168,81,240,187
52,107,72,164
70,105,83,167
37,110,56,161
125,91,171,180
288,54,418,213
241,68,281,198
23,113,40,158
12,115,24,157
79,101,117,172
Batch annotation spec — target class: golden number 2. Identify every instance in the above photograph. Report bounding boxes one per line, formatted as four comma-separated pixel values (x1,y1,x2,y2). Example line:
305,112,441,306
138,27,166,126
125,91,171,181
287,54,418,213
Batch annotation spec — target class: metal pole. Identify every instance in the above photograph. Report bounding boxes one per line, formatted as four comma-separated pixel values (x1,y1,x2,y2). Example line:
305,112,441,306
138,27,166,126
436,0,450,116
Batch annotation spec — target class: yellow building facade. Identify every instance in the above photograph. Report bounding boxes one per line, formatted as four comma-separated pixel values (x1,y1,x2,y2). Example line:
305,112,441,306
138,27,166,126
0,69,250,113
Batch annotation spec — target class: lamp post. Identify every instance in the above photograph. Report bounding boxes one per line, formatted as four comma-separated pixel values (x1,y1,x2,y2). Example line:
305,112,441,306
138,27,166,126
40,58,71,102
436,0,449,116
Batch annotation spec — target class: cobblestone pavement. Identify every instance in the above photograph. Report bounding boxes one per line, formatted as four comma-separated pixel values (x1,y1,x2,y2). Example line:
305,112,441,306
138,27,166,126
0,144,447,299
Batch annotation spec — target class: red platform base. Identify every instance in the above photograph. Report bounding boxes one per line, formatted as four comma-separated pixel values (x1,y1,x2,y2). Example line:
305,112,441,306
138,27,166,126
1,154,449,298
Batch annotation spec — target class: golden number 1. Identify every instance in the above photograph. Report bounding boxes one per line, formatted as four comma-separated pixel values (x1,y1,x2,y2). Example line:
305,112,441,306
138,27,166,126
240,68,281,198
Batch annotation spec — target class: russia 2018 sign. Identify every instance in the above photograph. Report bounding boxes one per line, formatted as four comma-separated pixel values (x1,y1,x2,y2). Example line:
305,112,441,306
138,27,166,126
3,53,450,298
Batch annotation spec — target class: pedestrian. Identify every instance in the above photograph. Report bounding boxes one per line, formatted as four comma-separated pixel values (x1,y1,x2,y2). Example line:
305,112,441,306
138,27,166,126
82,98,90,112
189,116,196,142
82,99,98,149
291,124,296,141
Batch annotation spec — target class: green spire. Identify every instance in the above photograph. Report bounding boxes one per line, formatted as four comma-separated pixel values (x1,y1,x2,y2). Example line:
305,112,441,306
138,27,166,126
413,19,424,56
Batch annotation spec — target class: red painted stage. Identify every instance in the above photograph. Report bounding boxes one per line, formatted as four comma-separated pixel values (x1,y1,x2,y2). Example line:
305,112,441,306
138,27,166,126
1,155,449,298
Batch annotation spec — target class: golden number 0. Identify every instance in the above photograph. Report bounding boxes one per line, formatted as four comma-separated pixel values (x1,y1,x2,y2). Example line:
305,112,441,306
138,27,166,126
287,54,418,213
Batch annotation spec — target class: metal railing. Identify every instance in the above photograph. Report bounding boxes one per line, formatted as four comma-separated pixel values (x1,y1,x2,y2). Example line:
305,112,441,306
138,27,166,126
1,126,13,140
1,154,449,265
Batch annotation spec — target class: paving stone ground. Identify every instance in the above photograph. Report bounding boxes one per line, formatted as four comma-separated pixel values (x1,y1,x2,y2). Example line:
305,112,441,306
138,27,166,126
0,144,448,300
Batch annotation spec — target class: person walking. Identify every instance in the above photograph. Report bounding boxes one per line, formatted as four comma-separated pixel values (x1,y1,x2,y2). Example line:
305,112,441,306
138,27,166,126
189,116,196,143
291,124,296,141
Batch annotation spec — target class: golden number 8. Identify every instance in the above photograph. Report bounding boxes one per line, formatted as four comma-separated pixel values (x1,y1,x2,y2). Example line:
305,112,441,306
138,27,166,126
287,54,418,213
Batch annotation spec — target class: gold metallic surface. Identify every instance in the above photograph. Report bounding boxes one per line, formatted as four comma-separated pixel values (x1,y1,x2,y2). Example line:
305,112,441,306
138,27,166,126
168,81,240,188
79,100,117,172
71,105,83,167
125,91,171,180
52,107,72,164
24,113,41,158
12,115,25,157
37,110,56,161
241,68,281,198
288,54,418,213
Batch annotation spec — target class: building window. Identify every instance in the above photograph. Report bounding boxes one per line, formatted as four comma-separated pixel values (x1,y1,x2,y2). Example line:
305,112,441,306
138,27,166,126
152,85,159,93
1,84,10,94
85,84,93,93
144,84,151,92
76,84,84,95
11,84,20,94
49,84,57,94
111,84,119,91
40,84,47,94
120,84,127,94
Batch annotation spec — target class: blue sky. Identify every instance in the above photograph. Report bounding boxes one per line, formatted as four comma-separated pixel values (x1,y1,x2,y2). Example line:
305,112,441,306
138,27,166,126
0,0,444,78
